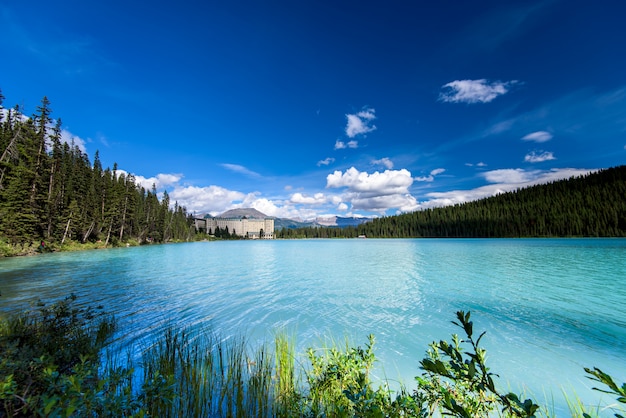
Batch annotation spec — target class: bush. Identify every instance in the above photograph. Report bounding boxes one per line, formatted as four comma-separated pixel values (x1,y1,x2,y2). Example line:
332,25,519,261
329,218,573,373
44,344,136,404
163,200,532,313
0,295,115,416
1,298,624,417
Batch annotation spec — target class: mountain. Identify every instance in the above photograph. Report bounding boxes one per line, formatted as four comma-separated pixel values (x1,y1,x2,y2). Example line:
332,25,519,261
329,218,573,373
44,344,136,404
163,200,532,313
207,208,372,230
315,216,372,227
273,218,316,230
215,208,269,219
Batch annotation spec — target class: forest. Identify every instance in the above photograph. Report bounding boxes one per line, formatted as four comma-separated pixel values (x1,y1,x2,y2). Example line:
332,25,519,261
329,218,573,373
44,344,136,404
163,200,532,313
3,91,626,253
0,93,194,253
277,165,626,239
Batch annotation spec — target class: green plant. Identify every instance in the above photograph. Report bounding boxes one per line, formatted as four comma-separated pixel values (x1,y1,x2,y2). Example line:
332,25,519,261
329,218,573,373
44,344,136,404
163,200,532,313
0,295,116,416
416,311,540,417
583,367,626,418
304,334,422,417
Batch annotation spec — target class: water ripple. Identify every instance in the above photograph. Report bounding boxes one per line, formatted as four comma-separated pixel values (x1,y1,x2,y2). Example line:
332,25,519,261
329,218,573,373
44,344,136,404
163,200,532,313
1,238,625,415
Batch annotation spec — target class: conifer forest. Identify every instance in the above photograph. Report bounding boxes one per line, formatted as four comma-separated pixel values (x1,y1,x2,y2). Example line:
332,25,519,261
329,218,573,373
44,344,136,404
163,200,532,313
2,92,626,250
278,166,626,239
0,93,194,249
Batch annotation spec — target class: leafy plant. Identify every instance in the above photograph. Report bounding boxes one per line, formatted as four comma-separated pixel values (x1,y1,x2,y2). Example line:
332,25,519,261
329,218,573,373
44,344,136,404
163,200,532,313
583,367,626,418
416,311,540,417
0,295,115,416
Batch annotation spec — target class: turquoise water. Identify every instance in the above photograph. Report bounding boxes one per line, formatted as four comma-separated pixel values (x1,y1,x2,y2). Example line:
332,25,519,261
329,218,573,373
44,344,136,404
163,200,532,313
1,238,625,414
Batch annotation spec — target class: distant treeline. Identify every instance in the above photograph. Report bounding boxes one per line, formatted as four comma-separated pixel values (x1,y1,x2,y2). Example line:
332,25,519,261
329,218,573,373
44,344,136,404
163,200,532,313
278,166,626,239
0,93,194,248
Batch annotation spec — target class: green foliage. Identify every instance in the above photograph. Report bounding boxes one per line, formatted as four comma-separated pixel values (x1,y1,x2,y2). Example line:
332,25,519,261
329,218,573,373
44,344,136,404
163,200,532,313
0,94,196,256
304,334,422,417
0,295,116,416
417,311,540,417
1,297,624,417
583,367,626,418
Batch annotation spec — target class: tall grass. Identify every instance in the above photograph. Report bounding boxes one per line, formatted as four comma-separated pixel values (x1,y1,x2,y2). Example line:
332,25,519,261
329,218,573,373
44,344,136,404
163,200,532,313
2,298,625,417
140,328,280,417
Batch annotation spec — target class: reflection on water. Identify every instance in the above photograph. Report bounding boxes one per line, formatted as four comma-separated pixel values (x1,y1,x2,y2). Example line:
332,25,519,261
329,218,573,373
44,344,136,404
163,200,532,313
1,238,625,414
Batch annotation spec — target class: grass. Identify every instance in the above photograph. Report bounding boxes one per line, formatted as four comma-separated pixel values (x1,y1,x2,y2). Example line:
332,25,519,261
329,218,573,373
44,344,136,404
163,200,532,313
1,298,625,417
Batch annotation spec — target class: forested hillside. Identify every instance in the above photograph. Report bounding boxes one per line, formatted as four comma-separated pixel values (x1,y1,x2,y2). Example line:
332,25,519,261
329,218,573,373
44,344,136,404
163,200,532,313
278,166,626,238
0,93,194,251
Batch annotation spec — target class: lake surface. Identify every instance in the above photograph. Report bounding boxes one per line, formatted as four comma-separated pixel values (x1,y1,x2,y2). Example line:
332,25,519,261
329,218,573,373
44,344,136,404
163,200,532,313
1,238,625,414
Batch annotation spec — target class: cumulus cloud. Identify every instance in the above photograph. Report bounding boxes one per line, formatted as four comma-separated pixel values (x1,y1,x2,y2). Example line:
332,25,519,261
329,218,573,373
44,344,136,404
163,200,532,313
326,167,417,213
415,168,446,182
245,197,320,221
131,172,183,190
317,157,335,166
524,151,555,163
290,192,327,205
439,79,517,104
327,167,413,195
345,108,377,138
522,131,553,142
334,139,358,150
221,163,261,178
168,184,246,215
60,129,87,152
350,193,419,213
372,157,394,169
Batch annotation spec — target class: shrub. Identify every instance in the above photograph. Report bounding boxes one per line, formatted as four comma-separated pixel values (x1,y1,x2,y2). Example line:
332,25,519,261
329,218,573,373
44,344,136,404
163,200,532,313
1,298,624,418
0,295,115,416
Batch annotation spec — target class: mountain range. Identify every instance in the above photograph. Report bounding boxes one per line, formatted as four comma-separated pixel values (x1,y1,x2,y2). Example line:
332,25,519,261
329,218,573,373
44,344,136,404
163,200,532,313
203,208,372,230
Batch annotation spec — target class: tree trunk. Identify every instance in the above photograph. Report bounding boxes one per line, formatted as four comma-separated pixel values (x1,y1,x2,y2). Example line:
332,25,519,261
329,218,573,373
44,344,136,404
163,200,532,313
82,220,95,243
61,216,71,245
119,195,128,241
104,219,113,247
0,126,22,189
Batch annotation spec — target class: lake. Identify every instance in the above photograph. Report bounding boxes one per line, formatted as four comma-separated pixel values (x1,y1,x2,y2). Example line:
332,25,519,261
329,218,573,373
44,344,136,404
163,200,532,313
1,238,625,415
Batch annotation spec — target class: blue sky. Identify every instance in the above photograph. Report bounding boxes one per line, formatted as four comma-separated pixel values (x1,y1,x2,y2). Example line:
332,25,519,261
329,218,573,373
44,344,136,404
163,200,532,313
2,1,625,220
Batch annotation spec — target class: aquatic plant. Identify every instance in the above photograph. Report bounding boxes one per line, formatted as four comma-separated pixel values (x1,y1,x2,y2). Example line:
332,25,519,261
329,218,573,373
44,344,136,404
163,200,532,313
1,297,625,417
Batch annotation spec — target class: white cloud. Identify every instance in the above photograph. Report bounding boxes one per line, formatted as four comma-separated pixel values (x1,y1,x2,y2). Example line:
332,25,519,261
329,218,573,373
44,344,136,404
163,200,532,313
483,168,533,184
326,167,417,213
327,167,413,195
484,86,626,143
247,197,319,221
420,168,595,209
0,109,88,153
522,131,553,142
131,172,183,190
317,157,335,166
338,202,349,211
415,168,446,182
439,79,517,104
334,139,358,150
169,185,245,215
221,163,261,178
345,108,377,138
290,192,327,205
372,157,394,169
350,193,419,213
524,151,555,163
465,162,487,167
58,129,87,152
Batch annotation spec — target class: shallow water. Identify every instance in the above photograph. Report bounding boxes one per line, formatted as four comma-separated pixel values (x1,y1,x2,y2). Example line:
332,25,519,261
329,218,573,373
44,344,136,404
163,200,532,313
1,238,625,414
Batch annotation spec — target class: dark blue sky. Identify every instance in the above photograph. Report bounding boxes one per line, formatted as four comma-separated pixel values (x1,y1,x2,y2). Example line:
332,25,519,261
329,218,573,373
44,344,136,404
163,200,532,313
2,0,625,219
